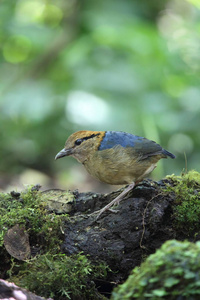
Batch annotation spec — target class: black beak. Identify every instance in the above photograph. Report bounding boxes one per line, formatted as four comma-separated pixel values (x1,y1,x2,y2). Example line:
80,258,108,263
55,148,72,160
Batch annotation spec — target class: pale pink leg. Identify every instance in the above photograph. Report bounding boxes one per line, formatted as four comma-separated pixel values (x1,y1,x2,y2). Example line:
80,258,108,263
93,182,135,220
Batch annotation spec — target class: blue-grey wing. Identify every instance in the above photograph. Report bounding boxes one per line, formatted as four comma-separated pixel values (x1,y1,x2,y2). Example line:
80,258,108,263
98,131,175,159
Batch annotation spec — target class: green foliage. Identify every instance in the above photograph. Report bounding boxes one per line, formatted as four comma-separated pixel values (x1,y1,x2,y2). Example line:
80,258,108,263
11,252,108,300
111,240,200,300
0,0,200,189
166,170,200,234
0,186,67,252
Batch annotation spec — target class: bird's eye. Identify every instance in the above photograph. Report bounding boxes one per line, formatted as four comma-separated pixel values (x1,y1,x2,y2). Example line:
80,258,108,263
75,138,83,146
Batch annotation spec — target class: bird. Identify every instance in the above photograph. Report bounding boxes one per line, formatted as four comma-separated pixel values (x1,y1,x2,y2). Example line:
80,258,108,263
55,130,175,219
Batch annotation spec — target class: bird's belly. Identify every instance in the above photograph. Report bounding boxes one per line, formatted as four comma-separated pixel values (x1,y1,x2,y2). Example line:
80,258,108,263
95,169,136,185
84,155,157,185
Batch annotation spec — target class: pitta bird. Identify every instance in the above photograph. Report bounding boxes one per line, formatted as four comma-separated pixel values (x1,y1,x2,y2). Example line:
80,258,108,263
55,130,175,219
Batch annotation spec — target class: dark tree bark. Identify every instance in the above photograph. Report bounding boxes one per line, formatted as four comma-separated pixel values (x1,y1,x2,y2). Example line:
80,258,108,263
53,179,177,283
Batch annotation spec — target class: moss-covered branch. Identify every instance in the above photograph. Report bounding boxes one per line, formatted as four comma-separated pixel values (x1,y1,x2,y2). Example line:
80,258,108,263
1,171,200,299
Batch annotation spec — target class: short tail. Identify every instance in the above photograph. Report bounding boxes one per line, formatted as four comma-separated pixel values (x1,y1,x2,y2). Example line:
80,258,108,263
162,149,176,159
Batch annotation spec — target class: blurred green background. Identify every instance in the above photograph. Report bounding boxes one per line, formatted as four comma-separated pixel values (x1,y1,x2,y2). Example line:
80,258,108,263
1,0,200,193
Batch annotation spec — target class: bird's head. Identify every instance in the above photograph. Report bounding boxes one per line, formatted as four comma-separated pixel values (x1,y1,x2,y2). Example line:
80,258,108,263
55,130,103,163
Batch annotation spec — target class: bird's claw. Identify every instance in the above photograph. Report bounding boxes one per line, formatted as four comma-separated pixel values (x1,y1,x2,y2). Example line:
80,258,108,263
88,203,120,220
88,182,136,220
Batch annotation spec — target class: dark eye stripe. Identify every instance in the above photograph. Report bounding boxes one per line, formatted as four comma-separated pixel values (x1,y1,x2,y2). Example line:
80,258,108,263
83,133,100,141
74,133,100,146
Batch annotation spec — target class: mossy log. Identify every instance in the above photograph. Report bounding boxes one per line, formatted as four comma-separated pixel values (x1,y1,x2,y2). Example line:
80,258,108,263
48,171,200,283
1,171,200,299
57,179,176,283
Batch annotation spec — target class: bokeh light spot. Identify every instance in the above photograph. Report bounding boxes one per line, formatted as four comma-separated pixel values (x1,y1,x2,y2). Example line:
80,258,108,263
66,91,110,125
16,0,45,23
3,35,31,64
16,1,62,27
40,4,63,27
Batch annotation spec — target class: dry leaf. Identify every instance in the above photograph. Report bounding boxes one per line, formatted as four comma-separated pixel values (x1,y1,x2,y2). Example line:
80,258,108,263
4,224,31,260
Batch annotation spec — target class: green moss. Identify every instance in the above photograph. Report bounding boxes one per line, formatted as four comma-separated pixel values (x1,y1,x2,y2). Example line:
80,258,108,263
0,186,68,252
11,252,108,300
111,240,200,300
0,187,109,299
165,170,200,234
166,170,200,186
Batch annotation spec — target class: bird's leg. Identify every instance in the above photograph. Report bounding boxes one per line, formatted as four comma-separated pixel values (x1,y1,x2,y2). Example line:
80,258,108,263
93,182,135,220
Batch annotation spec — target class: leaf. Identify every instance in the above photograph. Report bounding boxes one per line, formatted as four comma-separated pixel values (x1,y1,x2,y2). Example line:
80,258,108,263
153,289,167,296
184,271,196,279
4,224,31,260
172,267,184,275
164,277,179,287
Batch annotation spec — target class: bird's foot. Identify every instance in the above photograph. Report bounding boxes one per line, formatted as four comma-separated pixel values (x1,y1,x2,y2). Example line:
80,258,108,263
89,200,120,220
89,182,135,220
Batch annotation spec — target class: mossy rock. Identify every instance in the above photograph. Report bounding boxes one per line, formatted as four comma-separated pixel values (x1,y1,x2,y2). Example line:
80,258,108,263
111,239,200,300
0,186,67,253
0,186,109,299
165,170,200,234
